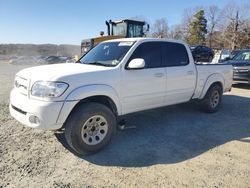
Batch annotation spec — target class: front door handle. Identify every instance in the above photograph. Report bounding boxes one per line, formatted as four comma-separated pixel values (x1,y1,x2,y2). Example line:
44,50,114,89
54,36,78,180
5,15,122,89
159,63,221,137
187,71,195,75
154,73,164,78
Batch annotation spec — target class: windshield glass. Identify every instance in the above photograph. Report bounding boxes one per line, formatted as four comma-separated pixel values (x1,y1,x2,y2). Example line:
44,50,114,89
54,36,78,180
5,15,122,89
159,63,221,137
233,51,250,61
79,41,134,67
128,24,143,37
113,23,127,36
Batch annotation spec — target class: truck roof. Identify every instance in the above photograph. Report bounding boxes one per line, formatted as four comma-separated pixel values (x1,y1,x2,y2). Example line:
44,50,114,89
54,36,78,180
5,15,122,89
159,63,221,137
103,37,186,45
113,19,145,24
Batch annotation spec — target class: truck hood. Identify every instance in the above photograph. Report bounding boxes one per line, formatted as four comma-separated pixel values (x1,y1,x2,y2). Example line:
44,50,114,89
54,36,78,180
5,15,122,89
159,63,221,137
16,63,113,81
224,60,250,67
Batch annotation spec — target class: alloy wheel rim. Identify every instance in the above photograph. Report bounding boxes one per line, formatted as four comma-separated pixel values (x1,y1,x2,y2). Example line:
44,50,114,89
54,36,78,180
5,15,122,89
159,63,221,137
210,90,220,108
81,115,108,145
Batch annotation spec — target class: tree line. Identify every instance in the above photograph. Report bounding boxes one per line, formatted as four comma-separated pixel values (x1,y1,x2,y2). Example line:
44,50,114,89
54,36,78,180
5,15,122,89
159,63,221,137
149,2,250,50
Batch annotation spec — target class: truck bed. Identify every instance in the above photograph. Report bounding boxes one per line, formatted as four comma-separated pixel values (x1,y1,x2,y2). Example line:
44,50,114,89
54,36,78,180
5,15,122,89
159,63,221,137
192,63,233,99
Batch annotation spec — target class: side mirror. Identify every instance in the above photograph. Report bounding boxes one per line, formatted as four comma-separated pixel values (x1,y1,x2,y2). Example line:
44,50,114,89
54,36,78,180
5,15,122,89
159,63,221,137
127,58,145,69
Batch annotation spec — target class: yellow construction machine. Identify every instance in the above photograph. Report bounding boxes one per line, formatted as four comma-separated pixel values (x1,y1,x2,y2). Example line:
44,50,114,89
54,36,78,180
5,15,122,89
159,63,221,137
81,19,149,54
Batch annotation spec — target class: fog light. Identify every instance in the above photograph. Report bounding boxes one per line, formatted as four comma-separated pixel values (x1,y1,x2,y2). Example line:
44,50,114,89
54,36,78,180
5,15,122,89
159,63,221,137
29,115,40,124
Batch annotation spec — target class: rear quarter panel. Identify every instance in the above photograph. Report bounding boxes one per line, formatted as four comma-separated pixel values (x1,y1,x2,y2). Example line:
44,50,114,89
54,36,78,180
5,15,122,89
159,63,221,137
193,64,233,99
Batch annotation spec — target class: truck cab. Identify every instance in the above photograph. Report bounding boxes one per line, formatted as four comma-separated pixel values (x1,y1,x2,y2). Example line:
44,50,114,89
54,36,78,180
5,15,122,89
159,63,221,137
108,19,147,38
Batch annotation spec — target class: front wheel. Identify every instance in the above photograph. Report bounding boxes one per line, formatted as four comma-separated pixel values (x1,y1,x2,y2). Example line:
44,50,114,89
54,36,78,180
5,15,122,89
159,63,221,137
64,102,116,155
200,84,222,113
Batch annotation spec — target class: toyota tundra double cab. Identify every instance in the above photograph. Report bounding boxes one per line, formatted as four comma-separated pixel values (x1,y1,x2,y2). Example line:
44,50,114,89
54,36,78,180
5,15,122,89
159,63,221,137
10,38,233,155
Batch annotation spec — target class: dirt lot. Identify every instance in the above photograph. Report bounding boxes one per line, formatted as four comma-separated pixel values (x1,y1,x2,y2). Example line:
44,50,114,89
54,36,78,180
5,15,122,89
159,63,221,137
0,62,250,188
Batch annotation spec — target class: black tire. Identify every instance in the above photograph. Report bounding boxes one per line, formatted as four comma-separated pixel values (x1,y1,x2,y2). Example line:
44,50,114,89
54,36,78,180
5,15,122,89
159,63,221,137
200,84,222,113
64,102,116,155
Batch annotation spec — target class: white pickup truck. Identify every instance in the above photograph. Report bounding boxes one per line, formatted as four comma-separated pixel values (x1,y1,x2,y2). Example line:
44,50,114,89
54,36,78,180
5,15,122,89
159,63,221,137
10,38,233,155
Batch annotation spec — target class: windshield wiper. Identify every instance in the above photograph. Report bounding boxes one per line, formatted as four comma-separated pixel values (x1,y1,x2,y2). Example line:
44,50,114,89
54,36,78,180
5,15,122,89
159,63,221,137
87,62,113,67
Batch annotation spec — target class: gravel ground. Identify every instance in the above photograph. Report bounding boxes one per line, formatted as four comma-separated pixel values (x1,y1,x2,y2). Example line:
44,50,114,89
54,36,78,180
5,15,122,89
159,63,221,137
0,63,250,188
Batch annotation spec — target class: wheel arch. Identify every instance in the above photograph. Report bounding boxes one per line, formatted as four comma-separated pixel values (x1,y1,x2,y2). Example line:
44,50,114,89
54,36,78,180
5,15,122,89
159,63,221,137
70,95,118,116
65,84,121,114
199,74,224,99
56,85,122,129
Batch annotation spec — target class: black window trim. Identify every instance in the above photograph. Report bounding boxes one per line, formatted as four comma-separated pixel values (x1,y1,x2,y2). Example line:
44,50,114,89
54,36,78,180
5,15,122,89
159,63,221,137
125,41,190,70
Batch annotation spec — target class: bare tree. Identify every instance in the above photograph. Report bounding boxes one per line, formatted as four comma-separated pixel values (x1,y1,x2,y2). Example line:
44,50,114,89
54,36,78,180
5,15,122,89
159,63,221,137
206,5,221,48
168,24,184,40
238,20,250,48
167,8,197,42
152,18,169,38
221,2,250,49
149,2,250,49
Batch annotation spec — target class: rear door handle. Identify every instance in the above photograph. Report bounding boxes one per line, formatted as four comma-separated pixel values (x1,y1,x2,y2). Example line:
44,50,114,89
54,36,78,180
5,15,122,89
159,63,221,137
187,71,195,75
154,73,164,78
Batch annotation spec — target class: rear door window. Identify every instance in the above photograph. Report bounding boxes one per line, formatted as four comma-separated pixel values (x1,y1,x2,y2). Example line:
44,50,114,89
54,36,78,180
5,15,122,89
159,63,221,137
162,42,189,67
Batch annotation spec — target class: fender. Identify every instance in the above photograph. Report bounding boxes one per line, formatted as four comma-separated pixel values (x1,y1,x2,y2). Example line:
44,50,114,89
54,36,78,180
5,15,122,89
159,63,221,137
65,84,122,115
56,84,122,126
199,73,225,99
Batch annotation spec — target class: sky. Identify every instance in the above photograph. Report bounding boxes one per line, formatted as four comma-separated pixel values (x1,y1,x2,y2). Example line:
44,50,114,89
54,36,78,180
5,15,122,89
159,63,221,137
0,0,249,45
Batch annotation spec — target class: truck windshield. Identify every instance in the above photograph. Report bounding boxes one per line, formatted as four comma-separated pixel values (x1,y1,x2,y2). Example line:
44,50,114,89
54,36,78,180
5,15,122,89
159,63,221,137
79,41,134,67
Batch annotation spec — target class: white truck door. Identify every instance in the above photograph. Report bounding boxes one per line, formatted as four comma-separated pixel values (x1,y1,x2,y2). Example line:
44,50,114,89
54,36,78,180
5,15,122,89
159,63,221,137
162,42,196,105
121,42,166,114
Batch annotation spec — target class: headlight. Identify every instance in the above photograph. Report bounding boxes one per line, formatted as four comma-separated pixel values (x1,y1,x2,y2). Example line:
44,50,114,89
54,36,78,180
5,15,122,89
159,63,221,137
31,81,69,98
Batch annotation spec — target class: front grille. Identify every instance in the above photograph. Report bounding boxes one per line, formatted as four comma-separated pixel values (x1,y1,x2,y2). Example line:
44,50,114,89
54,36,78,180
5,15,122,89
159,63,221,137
11,105,27,115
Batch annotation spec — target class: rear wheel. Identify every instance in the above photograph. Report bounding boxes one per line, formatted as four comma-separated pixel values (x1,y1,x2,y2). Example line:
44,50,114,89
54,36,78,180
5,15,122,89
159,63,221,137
64,102,116,155
200,84,222,113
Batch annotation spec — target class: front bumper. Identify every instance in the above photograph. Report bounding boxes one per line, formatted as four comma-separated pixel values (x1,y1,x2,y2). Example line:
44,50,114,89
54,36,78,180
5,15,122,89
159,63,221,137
9,88,76,130
233,70,250,84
